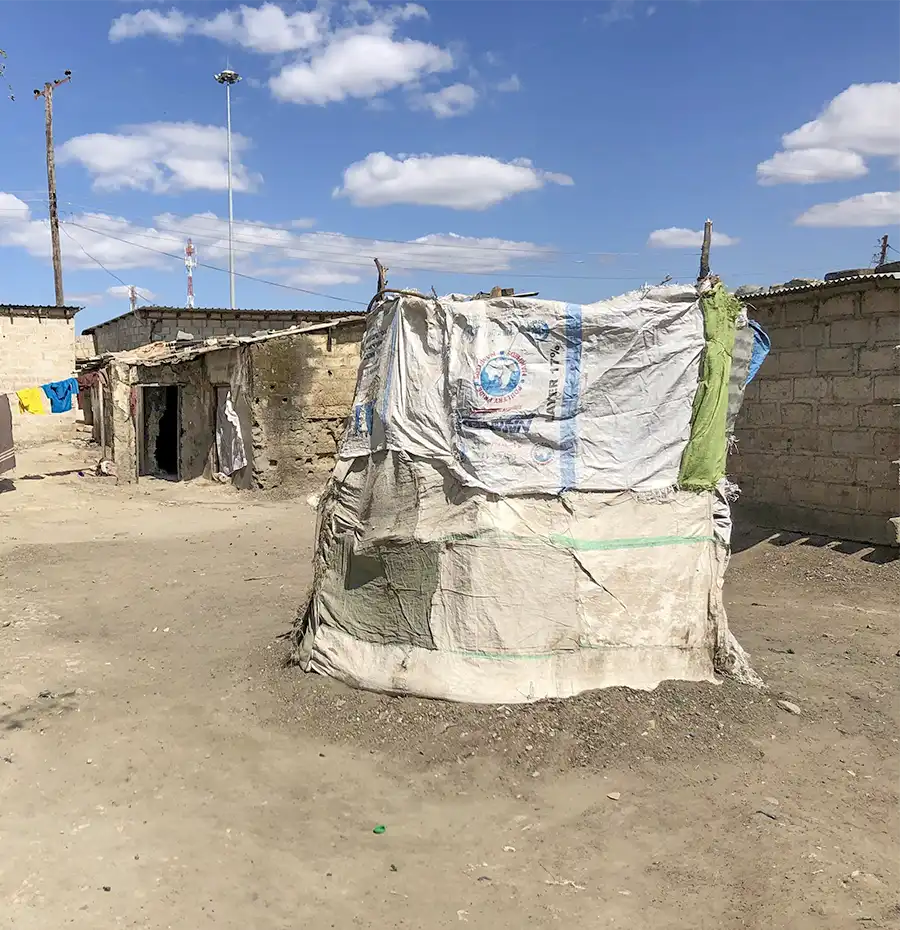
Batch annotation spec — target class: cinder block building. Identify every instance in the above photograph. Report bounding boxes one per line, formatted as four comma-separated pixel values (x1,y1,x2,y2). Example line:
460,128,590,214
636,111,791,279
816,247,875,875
732,272,899,545
83,306,362,355
0,303,81,445
86,316,365,492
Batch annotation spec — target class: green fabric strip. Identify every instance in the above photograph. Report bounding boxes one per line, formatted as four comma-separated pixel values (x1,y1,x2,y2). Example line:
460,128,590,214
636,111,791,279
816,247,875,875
679,283,743,490
435,529,713,552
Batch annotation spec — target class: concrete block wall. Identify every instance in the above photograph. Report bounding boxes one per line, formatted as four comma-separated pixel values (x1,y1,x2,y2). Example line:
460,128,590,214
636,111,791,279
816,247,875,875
89,310,362,354
0,312,78,446
733,280,900,545
249,321,365,492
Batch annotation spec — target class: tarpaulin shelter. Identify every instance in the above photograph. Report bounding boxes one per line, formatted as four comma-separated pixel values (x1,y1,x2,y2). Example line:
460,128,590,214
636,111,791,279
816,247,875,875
292,280,765,703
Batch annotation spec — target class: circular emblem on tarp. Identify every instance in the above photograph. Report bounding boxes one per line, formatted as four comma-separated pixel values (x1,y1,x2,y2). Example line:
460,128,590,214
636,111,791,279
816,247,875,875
476,351,525,403
532,446,554,465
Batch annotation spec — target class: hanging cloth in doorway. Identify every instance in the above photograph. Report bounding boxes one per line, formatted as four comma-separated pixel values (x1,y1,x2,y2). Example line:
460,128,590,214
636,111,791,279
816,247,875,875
216,390,247,476
0,394,15,475
41,377,79,414
17,387,48,415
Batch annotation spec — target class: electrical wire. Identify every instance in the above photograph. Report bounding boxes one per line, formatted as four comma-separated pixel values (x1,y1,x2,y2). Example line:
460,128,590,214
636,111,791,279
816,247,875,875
64,218,686,283
59,224,153,304
54,202,643,260
63,220,368,306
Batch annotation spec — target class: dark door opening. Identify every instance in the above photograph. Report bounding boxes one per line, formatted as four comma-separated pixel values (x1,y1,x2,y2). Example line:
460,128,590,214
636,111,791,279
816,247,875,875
140,385,180,479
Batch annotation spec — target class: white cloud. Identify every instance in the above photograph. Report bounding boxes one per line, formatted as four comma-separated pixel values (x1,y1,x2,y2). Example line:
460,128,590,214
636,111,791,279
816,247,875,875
68,292,106,307
496,74,521,93
756,148,868,186
334,153,574,210
647,227,740,248
794,191,900,228
109,8,191,42
0,194,557,290
59,122,259,194
107,284,156,302
757,83,900,186
270,32,453,104
109,3,325,52
599,0,653,25
783,83,900,157
111,3,460,112
415,83,477,119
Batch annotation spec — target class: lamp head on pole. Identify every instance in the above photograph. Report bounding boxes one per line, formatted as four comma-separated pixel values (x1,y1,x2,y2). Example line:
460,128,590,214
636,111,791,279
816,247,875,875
214,70,242,86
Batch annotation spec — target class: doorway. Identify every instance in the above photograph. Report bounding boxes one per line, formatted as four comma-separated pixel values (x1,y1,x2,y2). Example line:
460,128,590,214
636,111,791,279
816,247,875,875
139,385,180,479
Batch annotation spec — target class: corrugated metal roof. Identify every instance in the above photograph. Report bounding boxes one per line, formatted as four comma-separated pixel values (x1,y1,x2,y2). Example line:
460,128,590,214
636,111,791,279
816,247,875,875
82,305,362,333
744,272,900,298
0,303,82,312
82,315,365,369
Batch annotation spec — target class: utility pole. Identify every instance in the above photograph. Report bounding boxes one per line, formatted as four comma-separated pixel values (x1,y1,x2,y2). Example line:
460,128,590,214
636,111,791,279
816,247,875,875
878,234,889,266
214,69,241,309
34,70,72,307
698,218,713,281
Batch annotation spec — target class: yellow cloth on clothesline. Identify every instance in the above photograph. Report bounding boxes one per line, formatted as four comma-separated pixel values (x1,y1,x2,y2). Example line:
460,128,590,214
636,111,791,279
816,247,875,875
17,387,47,415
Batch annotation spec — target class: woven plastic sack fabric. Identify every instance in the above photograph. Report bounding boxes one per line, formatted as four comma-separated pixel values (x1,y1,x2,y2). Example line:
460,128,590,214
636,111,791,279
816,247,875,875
678,284,743,490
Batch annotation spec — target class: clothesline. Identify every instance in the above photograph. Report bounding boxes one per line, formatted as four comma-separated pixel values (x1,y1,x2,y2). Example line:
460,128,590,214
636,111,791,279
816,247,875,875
3,374,78,396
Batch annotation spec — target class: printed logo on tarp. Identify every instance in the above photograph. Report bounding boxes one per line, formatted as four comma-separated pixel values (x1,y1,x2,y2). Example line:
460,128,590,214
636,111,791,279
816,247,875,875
352,401,375,437
460,412,535,435
525,320,550,341
531,446,555,465
474,350,526,404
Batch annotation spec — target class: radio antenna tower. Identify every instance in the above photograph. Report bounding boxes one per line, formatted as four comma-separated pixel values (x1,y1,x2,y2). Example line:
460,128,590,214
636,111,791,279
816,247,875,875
184,238,197,308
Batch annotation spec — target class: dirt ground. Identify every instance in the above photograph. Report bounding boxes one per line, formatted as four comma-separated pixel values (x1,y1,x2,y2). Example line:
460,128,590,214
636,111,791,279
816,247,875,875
1,441,898,930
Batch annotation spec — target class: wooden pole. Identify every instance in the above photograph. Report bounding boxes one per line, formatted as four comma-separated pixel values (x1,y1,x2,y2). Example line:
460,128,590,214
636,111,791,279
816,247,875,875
35,71,71,307
374,258,388,291
878,234,889,266
698,218,713,281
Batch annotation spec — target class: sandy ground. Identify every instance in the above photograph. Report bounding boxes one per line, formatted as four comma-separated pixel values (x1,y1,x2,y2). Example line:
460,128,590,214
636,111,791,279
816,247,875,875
1,441,898,930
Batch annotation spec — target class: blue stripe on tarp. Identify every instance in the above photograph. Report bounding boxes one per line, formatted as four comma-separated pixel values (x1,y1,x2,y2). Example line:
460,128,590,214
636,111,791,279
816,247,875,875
559,302,583,491
380,311,399,422
746,319,770,385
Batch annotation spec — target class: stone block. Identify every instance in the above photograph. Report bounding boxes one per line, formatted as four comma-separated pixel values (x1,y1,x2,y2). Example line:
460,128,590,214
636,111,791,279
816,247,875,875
832,376,873,403
859,288,900,317
779,349,816,375
817,294,858,321
760,379,794,402
812,456,855,483
801,323,829,348
787,428,827,453
856,458,896,489
859,346,898,373
831,429,875,457
744,401,779,426
815,347,856,373
867,487,900,517
872,375,898,401
874,430,900,459
858,403,898,429
817,404,857,428
780,402,814,425
783,300,816,324
793,376,830,400
830,318,874,345
775,326,802,349
873,315,900,343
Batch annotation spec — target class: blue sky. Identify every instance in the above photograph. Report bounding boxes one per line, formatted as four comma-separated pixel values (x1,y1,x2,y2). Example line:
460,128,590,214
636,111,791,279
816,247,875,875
1,0,898,331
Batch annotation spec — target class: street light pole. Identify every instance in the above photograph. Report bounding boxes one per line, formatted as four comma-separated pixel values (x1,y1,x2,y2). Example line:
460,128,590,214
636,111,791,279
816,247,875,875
214,69,241,310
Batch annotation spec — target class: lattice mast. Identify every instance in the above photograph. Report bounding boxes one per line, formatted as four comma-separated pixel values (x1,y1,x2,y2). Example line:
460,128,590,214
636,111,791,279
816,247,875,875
184,238,197,309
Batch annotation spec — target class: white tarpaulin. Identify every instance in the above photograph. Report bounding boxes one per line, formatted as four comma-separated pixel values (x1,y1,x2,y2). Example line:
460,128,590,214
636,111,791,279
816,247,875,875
294,285,759,703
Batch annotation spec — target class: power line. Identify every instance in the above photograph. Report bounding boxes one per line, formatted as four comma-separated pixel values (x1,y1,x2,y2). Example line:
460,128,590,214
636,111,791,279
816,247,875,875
63,220,368,306
64,218,686,282
54,200,641,260
59,223,151,303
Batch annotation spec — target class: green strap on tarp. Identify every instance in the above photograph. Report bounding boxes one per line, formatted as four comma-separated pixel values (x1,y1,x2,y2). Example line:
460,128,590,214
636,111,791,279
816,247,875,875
679,283,743,490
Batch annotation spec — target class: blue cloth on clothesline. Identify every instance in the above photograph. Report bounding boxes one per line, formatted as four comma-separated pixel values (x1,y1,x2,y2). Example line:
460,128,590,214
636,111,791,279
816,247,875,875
746,320,770,385
41,378,79,414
